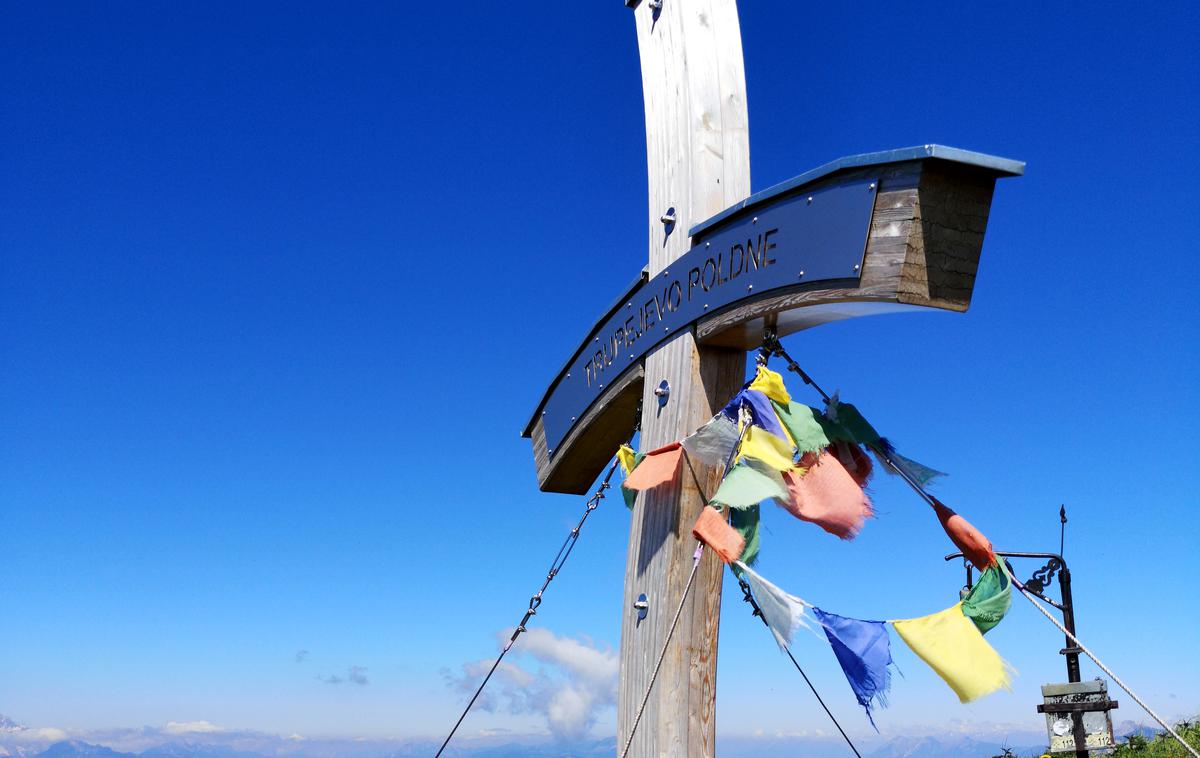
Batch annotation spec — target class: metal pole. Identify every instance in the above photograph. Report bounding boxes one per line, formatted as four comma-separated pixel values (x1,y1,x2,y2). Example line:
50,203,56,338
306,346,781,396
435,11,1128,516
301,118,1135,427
947,551,1090,756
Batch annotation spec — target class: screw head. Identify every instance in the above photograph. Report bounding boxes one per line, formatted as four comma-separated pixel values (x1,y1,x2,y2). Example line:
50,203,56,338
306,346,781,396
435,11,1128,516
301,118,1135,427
799,270,805,277
752,216,758,223
853,264,860,271
747,284,753,291
807,196,813,204
869,183,876,191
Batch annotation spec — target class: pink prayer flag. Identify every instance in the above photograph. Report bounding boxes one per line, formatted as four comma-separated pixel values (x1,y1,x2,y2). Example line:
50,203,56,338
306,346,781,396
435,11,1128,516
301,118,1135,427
623,443,684,491
932,497,994,571
778,449,873,540
833,440,874,487
691,506,745,564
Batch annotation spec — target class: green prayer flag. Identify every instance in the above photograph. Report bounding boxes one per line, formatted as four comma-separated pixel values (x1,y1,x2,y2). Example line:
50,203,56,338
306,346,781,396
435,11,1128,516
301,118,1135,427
711,462,789,510
621,452,647,510
961,562,1012,634
827,402,882,446
731,503,761,566
771,400,833,455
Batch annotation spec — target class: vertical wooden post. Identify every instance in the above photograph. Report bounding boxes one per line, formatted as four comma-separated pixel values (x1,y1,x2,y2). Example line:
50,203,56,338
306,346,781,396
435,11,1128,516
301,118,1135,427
617,1,750,755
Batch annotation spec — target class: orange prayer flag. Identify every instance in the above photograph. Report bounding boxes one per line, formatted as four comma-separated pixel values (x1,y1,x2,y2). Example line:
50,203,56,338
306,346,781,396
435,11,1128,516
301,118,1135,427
692,506,745,564
778,449,873,540
932,497,994,571
623,443,684,491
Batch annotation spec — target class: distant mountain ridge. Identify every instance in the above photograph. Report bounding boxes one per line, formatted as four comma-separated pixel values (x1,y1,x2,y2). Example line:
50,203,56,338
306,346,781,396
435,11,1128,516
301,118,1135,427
7,735,1057,758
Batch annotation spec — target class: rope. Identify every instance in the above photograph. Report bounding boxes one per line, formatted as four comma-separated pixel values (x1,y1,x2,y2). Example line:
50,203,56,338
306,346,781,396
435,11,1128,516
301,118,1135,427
619,543,705,758
435,457,621,758
1014,582,1199,757
737,578,862,757
765,334,1197,755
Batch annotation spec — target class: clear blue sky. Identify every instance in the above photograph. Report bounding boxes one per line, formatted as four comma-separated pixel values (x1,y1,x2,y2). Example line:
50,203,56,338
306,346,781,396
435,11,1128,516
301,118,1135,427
2,0,1197,744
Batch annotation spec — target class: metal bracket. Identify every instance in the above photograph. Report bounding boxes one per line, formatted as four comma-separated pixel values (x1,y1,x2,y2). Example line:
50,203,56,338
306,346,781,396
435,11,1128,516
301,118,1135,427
654,380,670,407
634,593,649,624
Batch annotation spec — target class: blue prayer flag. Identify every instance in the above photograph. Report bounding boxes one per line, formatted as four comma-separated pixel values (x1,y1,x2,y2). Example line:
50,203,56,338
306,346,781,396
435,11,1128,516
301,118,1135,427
812,607,893,730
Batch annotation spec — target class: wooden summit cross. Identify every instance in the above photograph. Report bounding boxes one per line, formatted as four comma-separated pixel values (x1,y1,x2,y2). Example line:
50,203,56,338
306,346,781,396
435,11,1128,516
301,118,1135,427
521,2,1022,754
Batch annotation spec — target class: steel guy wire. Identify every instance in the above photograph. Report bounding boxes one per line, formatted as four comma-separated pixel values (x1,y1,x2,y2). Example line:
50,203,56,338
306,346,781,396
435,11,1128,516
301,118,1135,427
434,457,620,758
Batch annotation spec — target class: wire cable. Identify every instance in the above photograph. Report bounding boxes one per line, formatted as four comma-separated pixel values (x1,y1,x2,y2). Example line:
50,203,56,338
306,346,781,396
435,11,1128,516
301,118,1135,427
619,543,705,758
1014,581,1199,758
737,578,862,757
434,458,621,758
764,333,1196,757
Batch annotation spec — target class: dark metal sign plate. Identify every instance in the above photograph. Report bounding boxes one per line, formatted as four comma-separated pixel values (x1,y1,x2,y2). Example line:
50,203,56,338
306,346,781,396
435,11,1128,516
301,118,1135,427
538,175,878,456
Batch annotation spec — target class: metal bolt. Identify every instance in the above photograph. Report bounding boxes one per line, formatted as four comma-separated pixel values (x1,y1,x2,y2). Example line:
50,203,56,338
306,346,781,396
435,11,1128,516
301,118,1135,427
799,270,805,277
660,209,676,225
752,216,758,223
703,304,709,309
747,284,753,291
706,241,711,248
571,416,575,421
853,263,860,271
663,270,668,277
869,183,876,191
807,196,813,205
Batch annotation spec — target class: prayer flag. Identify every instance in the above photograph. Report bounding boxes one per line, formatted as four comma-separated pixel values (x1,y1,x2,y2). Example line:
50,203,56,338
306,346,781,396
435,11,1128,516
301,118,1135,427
737,425,797,472
961,561,1012,634
892,602,1013,703
932,498,994,571
691,506,745,564
873,441,946,487
721,389,789,440
712,461,790,509
747,365,791,405
777,450,873,540
617,445,647,509
734,561,811,650
825,400,882,447
832,440,874,487
771,400,834,455
681,414,741,467
730,503,760,566
623,443,684,491
811,607,892,729
617,444,638,474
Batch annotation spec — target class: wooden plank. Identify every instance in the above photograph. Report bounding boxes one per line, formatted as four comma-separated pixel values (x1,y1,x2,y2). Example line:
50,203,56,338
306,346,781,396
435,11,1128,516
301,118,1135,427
617,2,749,755
530,363,643,494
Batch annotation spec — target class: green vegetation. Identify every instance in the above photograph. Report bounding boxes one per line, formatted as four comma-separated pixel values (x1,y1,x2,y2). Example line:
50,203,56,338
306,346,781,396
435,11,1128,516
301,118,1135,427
1110,721,1200,756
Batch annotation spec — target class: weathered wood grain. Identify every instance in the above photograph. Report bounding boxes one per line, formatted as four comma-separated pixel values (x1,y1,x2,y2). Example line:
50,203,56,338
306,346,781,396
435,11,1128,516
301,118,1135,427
617,2,749,755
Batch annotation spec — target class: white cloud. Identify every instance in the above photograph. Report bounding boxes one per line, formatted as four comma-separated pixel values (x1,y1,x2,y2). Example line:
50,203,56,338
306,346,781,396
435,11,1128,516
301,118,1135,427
444,628,619,741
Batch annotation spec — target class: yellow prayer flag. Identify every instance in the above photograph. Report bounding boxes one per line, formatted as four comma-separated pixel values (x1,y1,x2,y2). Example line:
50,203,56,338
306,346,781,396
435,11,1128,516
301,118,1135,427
617,444,638,475
892,602,1012,703
748,366,792,405
736,426,797,472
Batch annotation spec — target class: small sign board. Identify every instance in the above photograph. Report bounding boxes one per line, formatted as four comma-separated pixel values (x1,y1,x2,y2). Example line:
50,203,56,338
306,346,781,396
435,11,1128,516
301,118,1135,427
1038,679,1117,753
